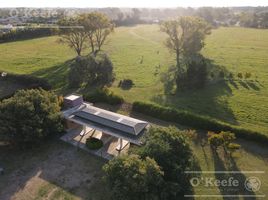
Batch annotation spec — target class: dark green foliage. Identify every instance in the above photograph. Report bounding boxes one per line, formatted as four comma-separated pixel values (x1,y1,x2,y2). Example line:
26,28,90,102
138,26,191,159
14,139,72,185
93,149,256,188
86,137,103,150
177,59,207,90
133,126,195,198
83,88,124,105
118,79,134,89
103,154,165,200
132,101,268,144
0,28,55,43
68,53,114,88
1,72,52,90
0,89,63,147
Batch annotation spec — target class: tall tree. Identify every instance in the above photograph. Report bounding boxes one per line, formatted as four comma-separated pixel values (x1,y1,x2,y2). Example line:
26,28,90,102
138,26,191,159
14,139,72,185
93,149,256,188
58,17,87,56
79,12,114,53
160,16,211,90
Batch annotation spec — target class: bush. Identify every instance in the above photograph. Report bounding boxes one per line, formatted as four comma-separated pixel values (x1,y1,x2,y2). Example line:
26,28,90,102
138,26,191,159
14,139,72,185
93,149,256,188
118,79,134,89
83,88,124,105
237,72,243,79
86,137,103,150
228,143,241,150
132,101,268,144
245,72,252,79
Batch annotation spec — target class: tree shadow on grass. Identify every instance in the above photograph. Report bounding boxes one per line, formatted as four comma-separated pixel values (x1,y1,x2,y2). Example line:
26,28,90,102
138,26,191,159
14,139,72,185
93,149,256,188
31,59,75,95
212,147,257,200
212,149,239,200
152,58,238,125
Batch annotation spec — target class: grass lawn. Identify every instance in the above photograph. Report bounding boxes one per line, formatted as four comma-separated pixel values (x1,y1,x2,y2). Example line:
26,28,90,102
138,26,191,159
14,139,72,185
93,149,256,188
0,140,109,200
0,25,267,134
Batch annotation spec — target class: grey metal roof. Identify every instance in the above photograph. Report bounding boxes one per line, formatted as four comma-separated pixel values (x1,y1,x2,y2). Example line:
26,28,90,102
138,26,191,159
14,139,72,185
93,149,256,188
73,106,148,136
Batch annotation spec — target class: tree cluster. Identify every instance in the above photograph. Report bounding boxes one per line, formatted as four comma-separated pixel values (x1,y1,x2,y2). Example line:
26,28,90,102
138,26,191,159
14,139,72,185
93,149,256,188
68,53,114,88
0,89,63,147
103,126,197,200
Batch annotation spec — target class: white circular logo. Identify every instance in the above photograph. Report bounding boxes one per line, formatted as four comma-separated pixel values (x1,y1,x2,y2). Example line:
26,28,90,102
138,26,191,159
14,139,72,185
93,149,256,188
244,177,261,192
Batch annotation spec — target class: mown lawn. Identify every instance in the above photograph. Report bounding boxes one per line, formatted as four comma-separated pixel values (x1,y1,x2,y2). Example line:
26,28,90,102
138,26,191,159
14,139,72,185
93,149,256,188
0,25,267,134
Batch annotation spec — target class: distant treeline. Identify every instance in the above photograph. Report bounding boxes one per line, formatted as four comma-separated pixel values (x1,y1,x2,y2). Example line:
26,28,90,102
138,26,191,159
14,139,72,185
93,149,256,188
0,28,56,43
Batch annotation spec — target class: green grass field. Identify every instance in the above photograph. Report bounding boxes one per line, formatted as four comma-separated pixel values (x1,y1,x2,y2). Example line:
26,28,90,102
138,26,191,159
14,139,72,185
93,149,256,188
0,25,268,134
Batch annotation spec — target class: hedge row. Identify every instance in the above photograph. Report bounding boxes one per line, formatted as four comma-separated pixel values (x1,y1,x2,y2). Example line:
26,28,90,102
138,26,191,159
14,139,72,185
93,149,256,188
83,88,124,105
132,101,268,144
0,28,56,43
1,72,52,91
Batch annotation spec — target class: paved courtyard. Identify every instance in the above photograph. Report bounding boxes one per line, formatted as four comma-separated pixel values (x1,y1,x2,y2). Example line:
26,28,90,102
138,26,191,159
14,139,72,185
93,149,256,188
61,127,130,160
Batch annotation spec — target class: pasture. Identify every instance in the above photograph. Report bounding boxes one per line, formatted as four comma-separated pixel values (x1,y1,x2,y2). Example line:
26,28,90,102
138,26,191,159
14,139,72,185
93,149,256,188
0,25,267,134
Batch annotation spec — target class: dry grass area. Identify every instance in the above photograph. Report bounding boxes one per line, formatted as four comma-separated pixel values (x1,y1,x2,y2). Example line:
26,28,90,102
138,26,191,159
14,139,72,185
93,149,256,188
0,140,108,200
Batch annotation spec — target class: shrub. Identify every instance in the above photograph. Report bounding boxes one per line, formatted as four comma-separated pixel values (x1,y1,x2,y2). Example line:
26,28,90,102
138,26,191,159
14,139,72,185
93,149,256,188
228,143,241,150
237,72,243,79
83,88,124,105
86,137,103,150
245,72,252,79
208,133,224,150
132,101,268,144
118,79,134,89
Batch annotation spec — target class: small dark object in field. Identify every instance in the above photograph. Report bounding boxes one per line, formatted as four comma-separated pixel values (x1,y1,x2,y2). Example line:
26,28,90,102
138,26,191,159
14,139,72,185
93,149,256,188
120,79,134,90
157,51,159,54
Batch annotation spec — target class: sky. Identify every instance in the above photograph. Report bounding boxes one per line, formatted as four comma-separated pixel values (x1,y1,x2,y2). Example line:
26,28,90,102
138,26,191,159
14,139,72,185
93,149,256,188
0,0,267,8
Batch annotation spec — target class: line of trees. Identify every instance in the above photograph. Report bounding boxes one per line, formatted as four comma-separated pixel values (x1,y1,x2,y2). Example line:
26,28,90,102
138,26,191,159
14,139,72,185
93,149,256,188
103,126,198,200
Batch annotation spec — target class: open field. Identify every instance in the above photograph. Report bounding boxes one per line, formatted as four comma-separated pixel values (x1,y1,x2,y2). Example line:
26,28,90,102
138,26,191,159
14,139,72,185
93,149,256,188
0,25,267,134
